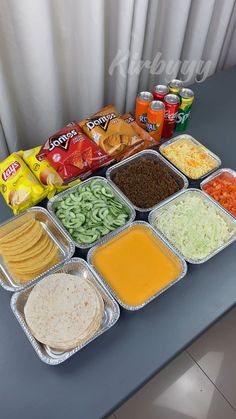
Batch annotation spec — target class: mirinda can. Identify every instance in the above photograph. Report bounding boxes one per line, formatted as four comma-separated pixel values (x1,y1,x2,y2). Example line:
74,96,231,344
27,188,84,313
135,91,153,129
146,101,165,142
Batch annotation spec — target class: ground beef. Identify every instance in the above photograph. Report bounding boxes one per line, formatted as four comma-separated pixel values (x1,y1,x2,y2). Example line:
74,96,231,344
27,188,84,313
111,157,183,209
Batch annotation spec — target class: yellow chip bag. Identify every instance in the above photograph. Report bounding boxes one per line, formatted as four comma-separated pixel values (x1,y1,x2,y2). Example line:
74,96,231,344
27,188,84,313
20,146,81,198
20,146,63,199
0,153,47,214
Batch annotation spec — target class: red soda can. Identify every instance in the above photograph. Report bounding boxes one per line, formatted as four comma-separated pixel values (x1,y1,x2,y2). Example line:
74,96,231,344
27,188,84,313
135,91,153,129
152,85,169,101
162,94,180,139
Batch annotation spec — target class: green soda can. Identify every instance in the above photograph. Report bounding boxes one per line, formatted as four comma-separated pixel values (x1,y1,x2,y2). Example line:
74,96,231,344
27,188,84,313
168,79,183,95
175,88,194,132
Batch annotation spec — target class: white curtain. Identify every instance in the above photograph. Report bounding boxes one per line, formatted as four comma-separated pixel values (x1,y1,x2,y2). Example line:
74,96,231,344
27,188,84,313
0,0,235,159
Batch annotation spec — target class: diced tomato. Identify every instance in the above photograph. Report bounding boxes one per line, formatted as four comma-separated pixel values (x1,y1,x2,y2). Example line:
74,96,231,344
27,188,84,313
203,172,236,217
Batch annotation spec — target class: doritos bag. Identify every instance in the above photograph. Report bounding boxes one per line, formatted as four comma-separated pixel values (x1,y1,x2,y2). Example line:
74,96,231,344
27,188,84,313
37,123,112,182
80,105,151,161
120,113,157,147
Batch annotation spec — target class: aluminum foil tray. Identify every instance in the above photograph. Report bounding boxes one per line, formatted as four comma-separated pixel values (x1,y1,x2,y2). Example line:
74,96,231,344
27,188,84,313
106,149,189,212
11,258,120,365
159,134,221,180
47,176,136,249
148,188,236,264
200,168,236,218
87,221,187,310
0,207,75,292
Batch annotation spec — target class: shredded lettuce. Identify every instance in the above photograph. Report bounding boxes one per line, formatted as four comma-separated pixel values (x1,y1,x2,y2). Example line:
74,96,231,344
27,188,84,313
153,194,236,261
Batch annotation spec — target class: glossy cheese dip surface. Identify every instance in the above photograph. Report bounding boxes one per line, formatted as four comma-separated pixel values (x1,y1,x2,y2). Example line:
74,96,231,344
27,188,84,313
91,224,182,307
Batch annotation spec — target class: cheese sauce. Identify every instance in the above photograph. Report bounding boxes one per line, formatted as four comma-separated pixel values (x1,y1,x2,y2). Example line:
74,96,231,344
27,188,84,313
92,224,182,307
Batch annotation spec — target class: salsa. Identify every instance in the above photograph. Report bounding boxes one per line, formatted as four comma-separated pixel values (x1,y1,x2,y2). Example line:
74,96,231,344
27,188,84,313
203,171,236,217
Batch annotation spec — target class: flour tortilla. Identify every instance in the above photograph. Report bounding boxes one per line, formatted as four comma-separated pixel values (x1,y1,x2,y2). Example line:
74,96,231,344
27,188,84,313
24,273,104,350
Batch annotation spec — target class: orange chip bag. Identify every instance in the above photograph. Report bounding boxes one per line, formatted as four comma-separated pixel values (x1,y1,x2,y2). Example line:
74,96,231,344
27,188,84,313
0,153,47,214
80,105,146,161
120,113,157,147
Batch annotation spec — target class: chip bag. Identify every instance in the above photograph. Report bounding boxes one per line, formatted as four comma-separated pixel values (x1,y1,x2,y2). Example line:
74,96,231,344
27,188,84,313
120,113,157,147
37,122,113,182
80,105,147,161
0,153,47,214
19,146,64,199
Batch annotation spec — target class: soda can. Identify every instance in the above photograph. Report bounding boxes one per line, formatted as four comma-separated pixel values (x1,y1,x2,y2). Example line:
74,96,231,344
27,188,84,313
175,88,194,132
135,91,153,129
146,101,165,143
168,79,183,95
162,94,180,139
152,85,169,101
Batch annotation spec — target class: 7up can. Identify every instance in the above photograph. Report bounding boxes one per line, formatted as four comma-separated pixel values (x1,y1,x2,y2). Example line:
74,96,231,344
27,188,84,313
175,88,194,132
168,79,183,95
